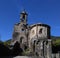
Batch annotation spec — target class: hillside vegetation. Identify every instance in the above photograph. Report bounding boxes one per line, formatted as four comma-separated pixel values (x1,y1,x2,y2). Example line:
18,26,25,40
0,36,60,54
51,36,60,46
3,39,11,46
0,36,60,46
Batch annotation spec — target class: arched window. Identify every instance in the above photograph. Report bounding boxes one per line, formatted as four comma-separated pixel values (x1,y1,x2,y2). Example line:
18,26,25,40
39,28,43,34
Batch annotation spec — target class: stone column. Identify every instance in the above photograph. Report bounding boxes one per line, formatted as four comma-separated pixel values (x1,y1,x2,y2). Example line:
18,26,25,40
47,39,52,58
44,41,47,58
35,40,44,58
40,40,44,58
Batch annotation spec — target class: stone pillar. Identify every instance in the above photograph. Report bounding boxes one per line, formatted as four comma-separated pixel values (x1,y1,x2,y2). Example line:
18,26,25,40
44,41,47,58
56,53,60,58
40,40,44,58
47,39,52,58
35,40,45,58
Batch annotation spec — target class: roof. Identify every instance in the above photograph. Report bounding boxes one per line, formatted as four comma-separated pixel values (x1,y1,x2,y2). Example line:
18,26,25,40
30,23,50,29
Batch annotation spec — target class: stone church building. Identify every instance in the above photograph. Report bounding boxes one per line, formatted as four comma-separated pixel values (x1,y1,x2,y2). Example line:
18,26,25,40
11,10,52,58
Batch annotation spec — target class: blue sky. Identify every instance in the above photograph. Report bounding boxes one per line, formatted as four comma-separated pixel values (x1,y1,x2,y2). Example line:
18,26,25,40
0,0,60,41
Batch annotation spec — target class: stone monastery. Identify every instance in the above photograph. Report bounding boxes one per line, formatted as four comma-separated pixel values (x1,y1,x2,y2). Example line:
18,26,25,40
11,10,59,58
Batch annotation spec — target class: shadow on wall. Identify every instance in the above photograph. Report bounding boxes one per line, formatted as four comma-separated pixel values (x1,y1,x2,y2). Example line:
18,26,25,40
0,41,23,57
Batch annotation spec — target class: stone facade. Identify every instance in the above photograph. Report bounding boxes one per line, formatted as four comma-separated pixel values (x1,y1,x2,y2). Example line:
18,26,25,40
11,10,52,58
52,53,60,58
11,11,29,50
29,24,52,58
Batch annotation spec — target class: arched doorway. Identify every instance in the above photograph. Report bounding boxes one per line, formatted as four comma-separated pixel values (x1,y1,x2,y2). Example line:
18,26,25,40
20,37,24,44
20,37,24,49
20,37,27,50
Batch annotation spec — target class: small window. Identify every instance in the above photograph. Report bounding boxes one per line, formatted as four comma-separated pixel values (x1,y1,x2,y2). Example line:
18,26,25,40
39,28,43,34
22,29,24,31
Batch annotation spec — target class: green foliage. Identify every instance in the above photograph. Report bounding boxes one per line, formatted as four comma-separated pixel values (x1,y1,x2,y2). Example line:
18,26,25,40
52,36,60,46
4,39,11,46
52,39,60,46
22,48,31,56
2,36,60,47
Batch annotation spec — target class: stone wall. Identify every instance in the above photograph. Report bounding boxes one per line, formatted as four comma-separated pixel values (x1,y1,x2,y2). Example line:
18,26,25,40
52,53,60,58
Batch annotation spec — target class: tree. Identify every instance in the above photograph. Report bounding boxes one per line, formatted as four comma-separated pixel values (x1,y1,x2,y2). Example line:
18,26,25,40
12,41,23,56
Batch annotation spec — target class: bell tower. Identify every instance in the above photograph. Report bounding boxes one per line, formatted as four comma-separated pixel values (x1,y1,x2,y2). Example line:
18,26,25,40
19,10,28,50
20,10,28,24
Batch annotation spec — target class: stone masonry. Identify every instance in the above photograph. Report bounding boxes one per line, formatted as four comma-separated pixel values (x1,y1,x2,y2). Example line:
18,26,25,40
11,10,53,58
